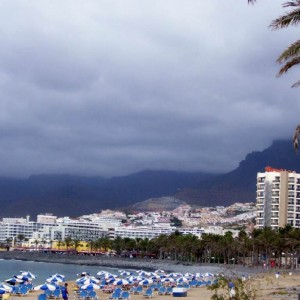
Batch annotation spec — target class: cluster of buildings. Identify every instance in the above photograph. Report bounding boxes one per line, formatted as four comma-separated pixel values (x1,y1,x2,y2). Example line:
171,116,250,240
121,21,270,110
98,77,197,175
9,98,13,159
0,166,299,250
0,203,254,249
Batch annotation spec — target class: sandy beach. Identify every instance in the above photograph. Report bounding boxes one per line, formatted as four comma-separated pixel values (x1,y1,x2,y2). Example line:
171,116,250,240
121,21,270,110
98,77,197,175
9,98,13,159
5,271,299,300
1,251,299,299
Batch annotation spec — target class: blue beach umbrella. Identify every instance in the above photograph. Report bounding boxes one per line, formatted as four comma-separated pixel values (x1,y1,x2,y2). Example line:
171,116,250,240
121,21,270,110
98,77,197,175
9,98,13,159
46,276,64,283
119,271,132,276
15,275,31,282
5,278,22,284
138,271,151,277
177,277,189,284
34,284,56,291
0,284,13,292
161,278,174,284
81,283,100,290
113,279,129,286
81,278,100,286
138,279,153,286
0,289,6,295
51,274,65,280
20,271,37,279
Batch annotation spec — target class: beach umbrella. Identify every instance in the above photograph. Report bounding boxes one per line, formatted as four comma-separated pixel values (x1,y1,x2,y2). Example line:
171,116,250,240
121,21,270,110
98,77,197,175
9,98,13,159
77,272,90,277
104,274,117,280
34,284,56,291
113,279,129,286
0,284,13,292
138,271,151,277
20,271,37,279
5,278,22,284
0,289,6,295
51,273,65,279
161,278,174,284
106,278,116,284
155,270,165,274
166,273,181,278
177,277,189,283
138,279,153,286
96,271,108,277
151,274,161,281
119,271,132,276
81,283,100,290
15,275,31,282
81,278,100,286
46,276,64,283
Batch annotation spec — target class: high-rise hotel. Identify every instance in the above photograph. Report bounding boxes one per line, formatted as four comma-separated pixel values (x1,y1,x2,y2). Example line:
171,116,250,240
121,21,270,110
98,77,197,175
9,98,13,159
256,167,300,229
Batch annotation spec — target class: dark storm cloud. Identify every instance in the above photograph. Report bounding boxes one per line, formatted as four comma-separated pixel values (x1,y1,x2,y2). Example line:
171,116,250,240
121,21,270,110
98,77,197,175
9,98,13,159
0,0,297,177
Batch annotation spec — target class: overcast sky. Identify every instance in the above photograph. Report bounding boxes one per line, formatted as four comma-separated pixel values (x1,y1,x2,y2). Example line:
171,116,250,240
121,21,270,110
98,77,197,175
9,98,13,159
0,0,299,178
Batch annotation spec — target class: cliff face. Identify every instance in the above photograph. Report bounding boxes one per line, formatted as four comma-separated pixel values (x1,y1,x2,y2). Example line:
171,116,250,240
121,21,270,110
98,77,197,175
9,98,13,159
175,140,299,207
0,171,214,217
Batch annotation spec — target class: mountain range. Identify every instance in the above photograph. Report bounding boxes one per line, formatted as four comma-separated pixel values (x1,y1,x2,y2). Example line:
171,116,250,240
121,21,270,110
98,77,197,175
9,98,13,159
0,139,298,218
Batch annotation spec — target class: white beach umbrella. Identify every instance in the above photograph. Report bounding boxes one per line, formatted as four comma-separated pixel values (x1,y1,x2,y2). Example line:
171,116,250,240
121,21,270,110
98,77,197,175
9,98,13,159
177,277,189,283
20,271,37,279
81,283,100,290
138,271,151,277
161,278,174,284
0,289,6,295
0,284,12,292
104,274,117,280
119,271,132,276
97,271,107,277
5,278,22,284
166,273,180,278
155,269,165,274
46,276,64,283
113,279,129,286
138,279,153,286
82,278,100,286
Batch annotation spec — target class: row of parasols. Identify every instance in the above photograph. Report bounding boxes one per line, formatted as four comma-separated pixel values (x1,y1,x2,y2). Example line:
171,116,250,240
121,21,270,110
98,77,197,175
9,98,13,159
0,269,218,294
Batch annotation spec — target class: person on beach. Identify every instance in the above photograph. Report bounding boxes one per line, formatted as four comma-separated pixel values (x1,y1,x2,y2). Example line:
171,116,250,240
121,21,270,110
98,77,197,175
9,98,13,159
61,283,69,300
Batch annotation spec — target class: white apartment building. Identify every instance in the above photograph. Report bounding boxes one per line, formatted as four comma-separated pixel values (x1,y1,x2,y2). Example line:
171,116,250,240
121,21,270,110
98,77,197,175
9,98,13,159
0,217,44,242
256,167,300,229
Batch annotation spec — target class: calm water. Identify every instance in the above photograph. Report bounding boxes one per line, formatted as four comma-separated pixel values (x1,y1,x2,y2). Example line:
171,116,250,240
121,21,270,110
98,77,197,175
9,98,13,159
0,259,122,285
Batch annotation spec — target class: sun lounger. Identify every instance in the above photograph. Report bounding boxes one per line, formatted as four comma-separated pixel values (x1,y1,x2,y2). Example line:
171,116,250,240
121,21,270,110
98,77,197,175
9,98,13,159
143,288,153,298
165,287,173,295
157,287,166,295
119,291,130,300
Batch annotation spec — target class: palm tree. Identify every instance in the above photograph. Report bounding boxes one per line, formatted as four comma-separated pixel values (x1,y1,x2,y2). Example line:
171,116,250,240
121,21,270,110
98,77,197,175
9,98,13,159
73,239,82,252
247,0,300,150
64,236,73,252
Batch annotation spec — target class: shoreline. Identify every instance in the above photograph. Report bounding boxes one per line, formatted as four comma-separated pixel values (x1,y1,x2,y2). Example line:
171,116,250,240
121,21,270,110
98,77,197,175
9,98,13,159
0,251,295,275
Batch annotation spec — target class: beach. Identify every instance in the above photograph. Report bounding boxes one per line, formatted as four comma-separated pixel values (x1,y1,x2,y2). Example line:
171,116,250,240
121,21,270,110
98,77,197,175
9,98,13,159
0,251,299,299
4,271,299,300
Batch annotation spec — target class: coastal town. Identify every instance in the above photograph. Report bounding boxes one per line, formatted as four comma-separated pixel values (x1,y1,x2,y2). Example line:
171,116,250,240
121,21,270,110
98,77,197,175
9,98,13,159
0,200,256,250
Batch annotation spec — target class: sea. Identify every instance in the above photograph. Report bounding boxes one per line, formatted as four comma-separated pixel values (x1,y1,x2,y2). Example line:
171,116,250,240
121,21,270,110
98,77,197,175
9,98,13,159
0,259,122,285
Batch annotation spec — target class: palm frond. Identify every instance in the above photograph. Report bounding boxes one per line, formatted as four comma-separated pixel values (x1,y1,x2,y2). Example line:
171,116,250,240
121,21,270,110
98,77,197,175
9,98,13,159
283,0,300,8
277,40,300,63
270,7,300,29
277,56,300,75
